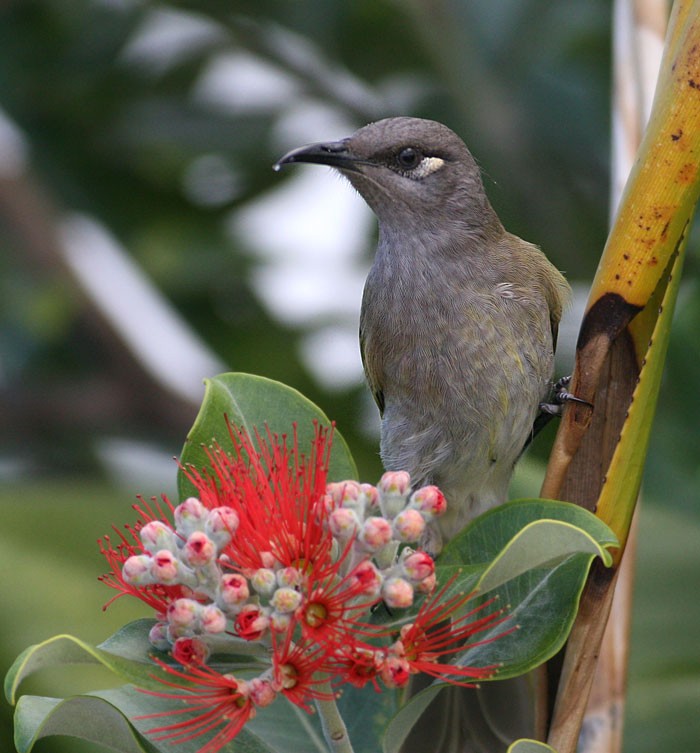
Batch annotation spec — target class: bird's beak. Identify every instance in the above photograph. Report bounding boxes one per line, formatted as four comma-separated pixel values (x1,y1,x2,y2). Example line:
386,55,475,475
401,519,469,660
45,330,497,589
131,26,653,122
273,139,362,172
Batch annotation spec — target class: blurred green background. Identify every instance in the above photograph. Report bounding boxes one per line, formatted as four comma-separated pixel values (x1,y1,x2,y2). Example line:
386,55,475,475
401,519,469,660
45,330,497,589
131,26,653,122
1,1,698,752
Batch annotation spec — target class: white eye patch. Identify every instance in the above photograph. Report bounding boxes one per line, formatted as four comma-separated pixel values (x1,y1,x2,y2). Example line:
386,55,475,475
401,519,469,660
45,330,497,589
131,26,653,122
411,156,445,179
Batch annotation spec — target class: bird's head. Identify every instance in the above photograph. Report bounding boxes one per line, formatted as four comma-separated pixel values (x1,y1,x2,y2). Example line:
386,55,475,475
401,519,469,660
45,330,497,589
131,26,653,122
275,117,499,237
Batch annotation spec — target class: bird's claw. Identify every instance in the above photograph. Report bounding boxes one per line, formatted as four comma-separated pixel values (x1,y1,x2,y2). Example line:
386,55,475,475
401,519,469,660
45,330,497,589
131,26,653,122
539,375,593,416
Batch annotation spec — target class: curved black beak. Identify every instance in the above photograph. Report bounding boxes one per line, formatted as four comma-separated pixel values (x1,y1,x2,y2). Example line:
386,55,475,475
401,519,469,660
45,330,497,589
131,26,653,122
273,139,360,172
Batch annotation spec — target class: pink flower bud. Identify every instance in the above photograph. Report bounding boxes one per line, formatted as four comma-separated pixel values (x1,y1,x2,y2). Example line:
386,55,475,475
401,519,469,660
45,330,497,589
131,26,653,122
167,598,200,628
378,471,412,518
201,604,227,634
358,517,393,552
234,604,269,641
139,520,176,554
350,560,383,598
259,551,276,569
276,567,303,589
151,549,180,584
184,531,216,566
400,550,435,582
392,508,426,542
271,587,302,614
219,573,250,607
248,677,277,708
409,485,447,518
122,554,153,585
415,572,437,593
359,483,380,510
148,621,170,650
172,636,209,665
329,507,360,538
380,655,411,688
251,568,277,596
174,497,208,535
325,480,362,509
379,470,411,496
382,577,414,608
205,506,239,547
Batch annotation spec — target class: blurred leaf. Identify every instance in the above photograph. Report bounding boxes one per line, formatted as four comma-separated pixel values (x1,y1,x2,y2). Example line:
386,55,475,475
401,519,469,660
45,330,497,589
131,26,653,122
177,372,358,500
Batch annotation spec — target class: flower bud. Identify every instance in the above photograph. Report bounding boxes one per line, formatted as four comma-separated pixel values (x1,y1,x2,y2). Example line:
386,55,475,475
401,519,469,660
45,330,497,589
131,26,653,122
151,550,180,584
325,480,362,510
350,560,383,598
218,573,250,607
276,567,303,589
174,497,208,537
358,517,392,552
414,572,436,594
148,621,170,650
392,508,426,542
205,506,239,548
201,604,227,634
329,507,361,538
400,550,435,582
409,485,447,519
139,521,177,555
251,568,277,597
380,655,411,688
184,531,217,567
249,677,276,707
122,554,153,585
360,483,381,511
378,471,412,519
382,577,414,609
167,598,200,629
270,586,302,614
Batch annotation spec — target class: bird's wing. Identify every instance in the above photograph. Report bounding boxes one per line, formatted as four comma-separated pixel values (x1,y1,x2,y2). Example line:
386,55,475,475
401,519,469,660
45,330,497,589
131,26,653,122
359,323,385,416
544,267,571,354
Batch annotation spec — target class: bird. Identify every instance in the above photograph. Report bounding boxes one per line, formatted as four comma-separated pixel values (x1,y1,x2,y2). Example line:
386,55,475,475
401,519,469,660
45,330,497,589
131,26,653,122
276,116,571,554
275,118,571,753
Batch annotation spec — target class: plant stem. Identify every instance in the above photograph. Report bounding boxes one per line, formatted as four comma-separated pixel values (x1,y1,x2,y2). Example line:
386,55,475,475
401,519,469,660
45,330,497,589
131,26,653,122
314,677,355,753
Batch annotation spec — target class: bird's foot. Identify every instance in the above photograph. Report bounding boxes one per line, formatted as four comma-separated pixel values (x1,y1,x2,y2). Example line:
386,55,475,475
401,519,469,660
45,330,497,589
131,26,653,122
539,375,593,417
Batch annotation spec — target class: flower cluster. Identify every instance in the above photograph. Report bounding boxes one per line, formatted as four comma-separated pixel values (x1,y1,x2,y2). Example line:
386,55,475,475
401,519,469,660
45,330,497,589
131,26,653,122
100,422,505,753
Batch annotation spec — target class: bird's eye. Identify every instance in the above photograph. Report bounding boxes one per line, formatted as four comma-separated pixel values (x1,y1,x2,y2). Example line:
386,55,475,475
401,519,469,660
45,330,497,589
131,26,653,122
396,147,421,169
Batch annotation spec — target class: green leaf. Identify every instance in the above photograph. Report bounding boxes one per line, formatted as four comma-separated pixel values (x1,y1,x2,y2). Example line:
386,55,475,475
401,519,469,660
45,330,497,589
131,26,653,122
5,624,172,706
434,500,617,679
474,517,613,594
178,372,357,500
381,501,617,751
13,693,156,753
13,684,334,753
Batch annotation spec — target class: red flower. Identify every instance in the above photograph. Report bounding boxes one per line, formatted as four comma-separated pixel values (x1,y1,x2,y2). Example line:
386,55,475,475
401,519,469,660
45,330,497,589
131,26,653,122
390,578,511,686
233,604,269,641
181,422,336,575
333,645,383,690
98,496,187,614
139,660,256,753
271,630,336,711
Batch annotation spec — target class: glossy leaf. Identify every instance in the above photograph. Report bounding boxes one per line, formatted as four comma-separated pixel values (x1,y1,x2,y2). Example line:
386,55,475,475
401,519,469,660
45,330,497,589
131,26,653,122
13,693,155,753
381,501,616,752
177,373,357,500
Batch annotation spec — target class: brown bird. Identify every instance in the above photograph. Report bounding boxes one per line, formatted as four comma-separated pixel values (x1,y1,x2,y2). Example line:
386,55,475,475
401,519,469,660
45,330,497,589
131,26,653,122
277,116,570,554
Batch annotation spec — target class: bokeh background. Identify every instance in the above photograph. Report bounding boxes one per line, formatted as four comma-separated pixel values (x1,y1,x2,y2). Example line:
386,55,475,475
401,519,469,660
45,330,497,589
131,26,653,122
1,1,698,752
